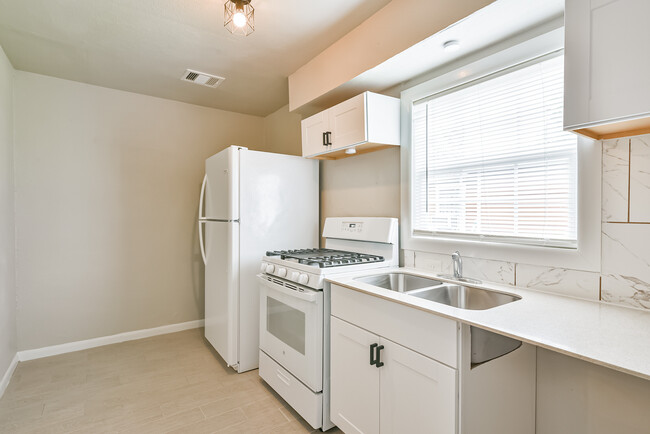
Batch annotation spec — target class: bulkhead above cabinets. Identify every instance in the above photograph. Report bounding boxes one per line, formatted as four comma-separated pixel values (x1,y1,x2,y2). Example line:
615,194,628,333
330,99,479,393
301,91,400,160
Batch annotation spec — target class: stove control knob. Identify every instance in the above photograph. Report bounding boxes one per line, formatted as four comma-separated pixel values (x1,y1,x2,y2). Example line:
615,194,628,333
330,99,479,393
298,274,309,285
277,267,287,278
260,262,267,273
290,271,300,282
265,264,275,274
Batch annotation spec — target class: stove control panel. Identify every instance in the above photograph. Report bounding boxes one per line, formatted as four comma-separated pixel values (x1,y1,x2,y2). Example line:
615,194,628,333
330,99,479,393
323,217,398,244
260,261,324,289
341,221,364,234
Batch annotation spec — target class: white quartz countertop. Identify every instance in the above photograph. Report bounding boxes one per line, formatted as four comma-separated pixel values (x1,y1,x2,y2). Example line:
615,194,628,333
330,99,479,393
326,267,650,381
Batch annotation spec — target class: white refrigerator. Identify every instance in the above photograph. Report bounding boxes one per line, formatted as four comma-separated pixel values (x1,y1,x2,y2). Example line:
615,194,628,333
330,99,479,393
199,146,318,373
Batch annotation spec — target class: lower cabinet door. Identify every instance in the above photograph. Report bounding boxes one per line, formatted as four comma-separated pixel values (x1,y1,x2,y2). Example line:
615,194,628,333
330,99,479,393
330,316,380,434
379,338,457,434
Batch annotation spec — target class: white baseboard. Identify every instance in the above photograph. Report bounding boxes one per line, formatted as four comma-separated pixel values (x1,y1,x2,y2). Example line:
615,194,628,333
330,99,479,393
17,319,205,362
0,353,19,399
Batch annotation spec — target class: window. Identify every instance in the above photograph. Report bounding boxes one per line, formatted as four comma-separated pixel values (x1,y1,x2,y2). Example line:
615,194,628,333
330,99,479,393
400,29,601,271
411,53,577,248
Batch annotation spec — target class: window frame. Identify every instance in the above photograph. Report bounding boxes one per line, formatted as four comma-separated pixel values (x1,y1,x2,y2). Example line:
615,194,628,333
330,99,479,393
400,28,601,272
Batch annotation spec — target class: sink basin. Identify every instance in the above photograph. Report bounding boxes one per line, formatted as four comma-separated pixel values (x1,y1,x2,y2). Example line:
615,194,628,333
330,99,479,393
354,273,442,292
408,284,521,310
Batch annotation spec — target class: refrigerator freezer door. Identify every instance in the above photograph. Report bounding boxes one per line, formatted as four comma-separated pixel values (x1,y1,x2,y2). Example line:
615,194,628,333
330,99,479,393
204,146,239,221
204,220,239,368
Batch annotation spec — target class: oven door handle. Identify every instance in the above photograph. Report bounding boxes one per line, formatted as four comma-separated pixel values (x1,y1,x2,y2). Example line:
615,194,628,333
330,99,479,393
257,274,318,303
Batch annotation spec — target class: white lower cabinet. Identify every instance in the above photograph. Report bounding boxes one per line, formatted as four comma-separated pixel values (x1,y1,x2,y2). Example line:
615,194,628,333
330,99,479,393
379,338,456,434
330,316,456,434
329,283,536,434
330,317,380,434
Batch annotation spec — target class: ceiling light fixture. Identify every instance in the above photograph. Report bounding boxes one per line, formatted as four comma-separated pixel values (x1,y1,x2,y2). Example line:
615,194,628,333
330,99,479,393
224,0,254,36
345,148,357,155
443,40,460,53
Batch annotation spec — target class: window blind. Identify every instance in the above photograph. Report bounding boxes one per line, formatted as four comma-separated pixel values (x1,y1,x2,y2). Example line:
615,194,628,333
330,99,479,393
411,54,577,248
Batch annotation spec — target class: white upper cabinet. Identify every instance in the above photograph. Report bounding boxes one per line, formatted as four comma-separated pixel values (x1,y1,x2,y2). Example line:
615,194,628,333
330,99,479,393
564,0,650,139
300,92,400,159
328,93,367,152
301,111,329,158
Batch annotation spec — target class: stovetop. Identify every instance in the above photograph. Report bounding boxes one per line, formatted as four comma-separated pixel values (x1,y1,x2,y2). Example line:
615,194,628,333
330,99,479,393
265,248,384,269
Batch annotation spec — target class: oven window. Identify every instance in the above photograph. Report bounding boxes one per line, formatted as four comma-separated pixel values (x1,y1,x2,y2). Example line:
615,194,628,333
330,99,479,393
267,297,306,355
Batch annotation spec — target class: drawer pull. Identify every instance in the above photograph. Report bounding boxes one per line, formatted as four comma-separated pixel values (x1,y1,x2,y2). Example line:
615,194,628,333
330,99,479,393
276,370,291,386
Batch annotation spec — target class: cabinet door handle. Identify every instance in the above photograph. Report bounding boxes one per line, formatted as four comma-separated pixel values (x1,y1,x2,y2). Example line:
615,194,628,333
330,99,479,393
375,345,385,368
322,132,328,147
327,131,332,146
370,343,378,366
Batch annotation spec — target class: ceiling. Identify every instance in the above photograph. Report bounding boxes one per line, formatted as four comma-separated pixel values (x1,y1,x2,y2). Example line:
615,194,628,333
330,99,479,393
0,0,391,116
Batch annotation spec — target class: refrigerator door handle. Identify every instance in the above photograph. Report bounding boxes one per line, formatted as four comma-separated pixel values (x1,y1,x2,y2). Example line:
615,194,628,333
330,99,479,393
199,174,207,220
198,174,208,265
199,220,207,265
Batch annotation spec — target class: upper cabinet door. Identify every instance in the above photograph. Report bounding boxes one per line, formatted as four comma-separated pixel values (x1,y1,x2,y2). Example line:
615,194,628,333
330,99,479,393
330,317,380,434
379,338,457,434
301,111,329,158
329,93,367,151
565,0,650,138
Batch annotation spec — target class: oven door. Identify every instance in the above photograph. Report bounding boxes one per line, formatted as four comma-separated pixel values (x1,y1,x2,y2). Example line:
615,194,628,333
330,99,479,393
258,274,323,392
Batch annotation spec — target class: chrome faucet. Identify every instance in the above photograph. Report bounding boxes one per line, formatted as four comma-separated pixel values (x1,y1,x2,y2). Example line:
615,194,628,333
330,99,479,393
452,251,462,279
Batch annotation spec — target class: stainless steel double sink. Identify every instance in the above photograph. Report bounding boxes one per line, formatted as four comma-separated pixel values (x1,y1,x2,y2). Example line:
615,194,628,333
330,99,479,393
354,272,521,310
353,271,523,365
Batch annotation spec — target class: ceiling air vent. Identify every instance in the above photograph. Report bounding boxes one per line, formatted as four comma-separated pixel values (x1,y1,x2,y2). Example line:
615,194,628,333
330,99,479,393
181,69,225,88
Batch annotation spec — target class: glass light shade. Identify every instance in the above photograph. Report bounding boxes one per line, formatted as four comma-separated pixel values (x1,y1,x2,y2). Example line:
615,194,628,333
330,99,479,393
224,0,254,36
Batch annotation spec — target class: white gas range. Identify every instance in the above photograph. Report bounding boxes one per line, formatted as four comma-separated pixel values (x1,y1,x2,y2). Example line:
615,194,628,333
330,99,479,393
257,217,398,431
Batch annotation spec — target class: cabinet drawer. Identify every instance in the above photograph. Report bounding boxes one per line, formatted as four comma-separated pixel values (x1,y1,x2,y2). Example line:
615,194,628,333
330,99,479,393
259,350,323,430
331,284,458,368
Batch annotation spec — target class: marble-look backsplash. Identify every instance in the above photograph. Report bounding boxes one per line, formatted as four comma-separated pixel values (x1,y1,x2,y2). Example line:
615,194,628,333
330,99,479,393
405,133,650,311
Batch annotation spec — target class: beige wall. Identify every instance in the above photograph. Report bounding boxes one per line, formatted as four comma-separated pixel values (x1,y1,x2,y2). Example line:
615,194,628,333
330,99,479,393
319,147,400,245
261,104,302,156
0,46,16,377
13,72,266,351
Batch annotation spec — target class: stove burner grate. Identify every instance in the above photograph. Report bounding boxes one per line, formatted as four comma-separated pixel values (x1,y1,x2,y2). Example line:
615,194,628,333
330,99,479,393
265,248,384,268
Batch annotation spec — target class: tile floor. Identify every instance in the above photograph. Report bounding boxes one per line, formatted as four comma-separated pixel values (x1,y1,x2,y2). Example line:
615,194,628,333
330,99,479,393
0,328,338,433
